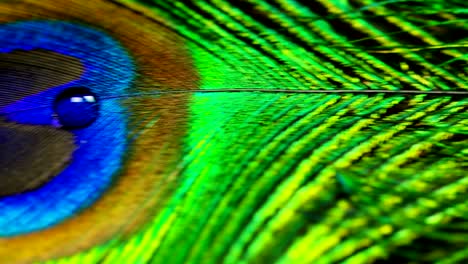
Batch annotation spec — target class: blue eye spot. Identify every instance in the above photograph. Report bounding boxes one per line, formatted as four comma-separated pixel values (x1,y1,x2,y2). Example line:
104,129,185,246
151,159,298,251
54,87,99,129
0,20,135,237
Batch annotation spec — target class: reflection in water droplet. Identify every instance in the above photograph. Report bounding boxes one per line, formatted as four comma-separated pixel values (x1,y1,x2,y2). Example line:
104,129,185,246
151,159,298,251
53,87,99,129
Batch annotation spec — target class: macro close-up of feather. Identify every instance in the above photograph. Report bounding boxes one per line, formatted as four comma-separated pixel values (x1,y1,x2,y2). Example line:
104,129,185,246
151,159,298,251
0,0,467,263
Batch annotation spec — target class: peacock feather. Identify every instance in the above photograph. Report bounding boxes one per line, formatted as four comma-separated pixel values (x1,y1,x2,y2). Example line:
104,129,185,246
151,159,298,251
0,0,467,263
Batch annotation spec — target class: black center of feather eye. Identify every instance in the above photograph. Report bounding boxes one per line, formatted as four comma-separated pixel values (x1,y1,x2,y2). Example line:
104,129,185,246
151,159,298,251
0,121,75,196
53,87,100,129
0,49,85,108
0,50,84,196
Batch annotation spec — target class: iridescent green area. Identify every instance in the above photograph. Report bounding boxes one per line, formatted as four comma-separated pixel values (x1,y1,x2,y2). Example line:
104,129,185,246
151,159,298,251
51,92,467,264
50,0,467,263
132,0,468,91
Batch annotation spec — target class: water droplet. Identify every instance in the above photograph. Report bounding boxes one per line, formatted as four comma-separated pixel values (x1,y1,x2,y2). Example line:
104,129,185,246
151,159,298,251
53,87,99,129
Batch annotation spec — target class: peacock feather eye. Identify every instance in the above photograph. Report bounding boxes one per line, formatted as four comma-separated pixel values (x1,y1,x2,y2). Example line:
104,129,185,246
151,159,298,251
1,0,468,264
0,0,197,262
0,19,136,237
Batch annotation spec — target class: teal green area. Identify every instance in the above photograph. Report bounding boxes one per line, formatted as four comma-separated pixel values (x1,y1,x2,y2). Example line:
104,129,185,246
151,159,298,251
54,91,468,264
136,0,468,91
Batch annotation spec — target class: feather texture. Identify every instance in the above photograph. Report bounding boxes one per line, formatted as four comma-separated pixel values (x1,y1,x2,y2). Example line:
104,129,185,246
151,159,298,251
0,0,467,263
